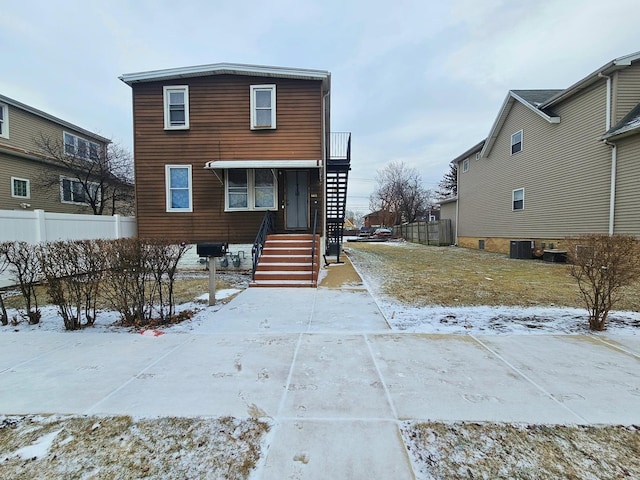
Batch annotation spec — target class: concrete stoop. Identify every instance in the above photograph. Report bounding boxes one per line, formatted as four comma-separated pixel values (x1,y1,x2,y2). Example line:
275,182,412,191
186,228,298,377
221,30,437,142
250,234,320,288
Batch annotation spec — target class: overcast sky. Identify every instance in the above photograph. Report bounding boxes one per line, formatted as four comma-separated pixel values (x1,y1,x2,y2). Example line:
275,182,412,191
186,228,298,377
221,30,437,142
2,0,639,213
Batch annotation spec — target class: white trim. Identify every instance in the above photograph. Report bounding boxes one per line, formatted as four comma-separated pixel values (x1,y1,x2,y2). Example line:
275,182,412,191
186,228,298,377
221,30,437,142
0,102,8,139
60,176,100,206
165,164,193,212
224,168,278,212
511,130,523,155
63,131,101,160
512,188,524,211
163,85,190,130
11,176,30,199
250,84,276,130
462,158,469,173
205,159,321,169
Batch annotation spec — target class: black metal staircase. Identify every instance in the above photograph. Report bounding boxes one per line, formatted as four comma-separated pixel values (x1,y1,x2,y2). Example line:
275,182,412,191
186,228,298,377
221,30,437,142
326,132,351,262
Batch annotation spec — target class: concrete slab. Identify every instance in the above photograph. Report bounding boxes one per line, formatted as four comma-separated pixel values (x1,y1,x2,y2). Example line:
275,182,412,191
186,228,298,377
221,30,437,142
90,334,298,417
261,420,414,480
597,334,640,356
0,332,71,372
476,335,640,424
310,289,389,332
279,334,393,419
0,333,186,414
369,334,582,423
195,288,316,333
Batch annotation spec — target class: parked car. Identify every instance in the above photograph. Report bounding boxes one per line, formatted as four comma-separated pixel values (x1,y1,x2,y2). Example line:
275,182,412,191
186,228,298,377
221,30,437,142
372,228,392,238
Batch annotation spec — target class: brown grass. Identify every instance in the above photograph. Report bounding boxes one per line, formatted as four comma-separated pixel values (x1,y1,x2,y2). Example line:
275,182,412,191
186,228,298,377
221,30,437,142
346,241,640,310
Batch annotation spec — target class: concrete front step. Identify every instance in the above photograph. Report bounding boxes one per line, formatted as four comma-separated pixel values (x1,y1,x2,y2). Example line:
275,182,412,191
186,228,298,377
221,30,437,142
259,255,315,263
251,234,320,288
257,263,313,271
250,279,317,288
254,271,315,281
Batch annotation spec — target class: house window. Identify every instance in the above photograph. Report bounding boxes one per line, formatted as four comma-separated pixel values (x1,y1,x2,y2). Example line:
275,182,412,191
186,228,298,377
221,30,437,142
11,177,30,198
475,152,480,160
462,158,469,173
61,176,100,205
250,85,276,129
511,130,523,154
165,165,193,212
0,103,8,138
512,188,524,211
164,86,189,129
225,169,276,211
63,132,100,160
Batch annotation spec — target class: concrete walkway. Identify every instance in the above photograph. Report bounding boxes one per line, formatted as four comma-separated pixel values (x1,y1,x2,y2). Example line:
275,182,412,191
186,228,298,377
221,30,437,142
1,262,639,478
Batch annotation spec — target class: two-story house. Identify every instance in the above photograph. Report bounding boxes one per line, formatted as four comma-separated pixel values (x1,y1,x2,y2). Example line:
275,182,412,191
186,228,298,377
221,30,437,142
447,51,640,255
0,94,122,214
119,63,351,286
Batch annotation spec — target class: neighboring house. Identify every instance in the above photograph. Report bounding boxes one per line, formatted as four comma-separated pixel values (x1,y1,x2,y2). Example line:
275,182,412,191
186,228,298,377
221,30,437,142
0,94,127,215
119,63,350,286
364,210,394,228
452,51,640,255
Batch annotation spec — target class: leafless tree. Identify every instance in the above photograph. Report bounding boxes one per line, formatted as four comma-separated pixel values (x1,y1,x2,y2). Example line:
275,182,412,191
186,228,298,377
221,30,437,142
35,134,134,215
565,234,640,331
370,161,433,224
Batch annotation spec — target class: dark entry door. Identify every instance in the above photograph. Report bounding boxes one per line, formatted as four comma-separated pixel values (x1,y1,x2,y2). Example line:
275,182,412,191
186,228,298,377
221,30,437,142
285,170,309,230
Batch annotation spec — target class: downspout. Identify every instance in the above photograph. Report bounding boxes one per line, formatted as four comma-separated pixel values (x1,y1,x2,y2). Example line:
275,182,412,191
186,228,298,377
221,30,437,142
599,72,616,235
454,162,459,246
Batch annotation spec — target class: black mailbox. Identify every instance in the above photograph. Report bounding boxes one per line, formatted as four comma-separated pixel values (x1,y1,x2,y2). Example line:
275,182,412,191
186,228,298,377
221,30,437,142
197,242,227,257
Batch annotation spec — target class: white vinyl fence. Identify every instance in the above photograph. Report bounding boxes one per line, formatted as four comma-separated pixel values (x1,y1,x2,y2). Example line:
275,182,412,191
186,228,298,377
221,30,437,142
0,209,136,287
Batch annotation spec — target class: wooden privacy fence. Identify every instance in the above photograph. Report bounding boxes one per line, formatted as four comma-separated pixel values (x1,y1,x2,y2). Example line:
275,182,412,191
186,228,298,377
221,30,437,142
393,219,453,246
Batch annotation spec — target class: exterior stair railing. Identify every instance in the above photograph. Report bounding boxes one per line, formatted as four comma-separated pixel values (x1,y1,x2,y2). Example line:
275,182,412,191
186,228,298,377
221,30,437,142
251,211,275,280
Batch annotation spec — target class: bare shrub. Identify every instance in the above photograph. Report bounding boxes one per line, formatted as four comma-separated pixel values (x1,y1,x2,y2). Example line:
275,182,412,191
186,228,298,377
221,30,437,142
565,234,640,330
101,238,190,327
39,240,106,330
1,241,42,324
0,243,8,325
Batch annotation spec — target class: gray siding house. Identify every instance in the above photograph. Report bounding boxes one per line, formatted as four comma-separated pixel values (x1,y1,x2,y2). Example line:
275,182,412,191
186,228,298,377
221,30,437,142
452,51,640,254
0,94,115,214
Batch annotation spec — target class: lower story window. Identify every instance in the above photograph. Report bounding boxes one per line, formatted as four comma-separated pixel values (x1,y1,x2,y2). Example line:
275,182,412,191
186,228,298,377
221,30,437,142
61,176,100,205
512,188,524,211
11,177,30,198
225,169,276,211
165,165,193,212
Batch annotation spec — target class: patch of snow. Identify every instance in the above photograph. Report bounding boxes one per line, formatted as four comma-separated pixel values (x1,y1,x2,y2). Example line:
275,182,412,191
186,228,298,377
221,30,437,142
4,428,63,461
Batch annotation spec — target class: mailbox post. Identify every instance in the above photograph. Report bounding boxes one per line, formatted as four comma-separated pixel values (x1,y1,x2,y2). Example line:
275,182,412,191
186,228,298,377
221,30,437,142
196,243,227,306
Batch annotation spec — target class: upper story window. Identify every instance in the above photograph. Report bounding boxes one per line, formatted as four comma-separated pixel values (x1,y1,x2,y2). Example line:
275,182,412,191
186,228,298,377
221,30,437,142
64,132,100,160
462,158,469,173
0,102,8,139
163,86,190,130
61,176,100,205
165,164,193,212
250,85,276,130
225,169,276,211
511,130,523,155
11,177,30,199
475,152,480,160
512,188,524,211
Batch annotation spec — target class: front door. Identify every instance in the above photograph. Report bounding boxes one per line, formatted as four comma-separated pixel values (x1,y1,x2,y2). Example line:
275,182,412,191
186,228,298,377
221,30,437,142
285,170,309,230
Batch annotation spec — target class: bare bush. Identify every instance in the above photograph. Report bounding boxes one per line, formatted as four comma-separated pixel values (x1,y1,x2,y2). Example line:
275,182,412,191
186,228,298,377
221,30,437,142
101,238,190,327
565,234,640,331
1,241,43,324
39,240,106,330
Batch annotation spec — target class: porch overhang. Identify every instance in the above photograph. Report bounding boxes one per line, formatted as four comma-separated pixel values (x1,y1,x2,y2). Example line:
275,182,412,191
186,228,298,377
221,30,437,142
204,159,322,170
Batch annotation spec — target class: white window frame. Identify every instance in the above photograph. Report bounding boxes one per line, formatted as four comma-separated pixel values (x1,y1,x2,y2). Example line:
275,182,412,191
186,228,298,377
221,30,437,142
11,177,30,199
163,86,190,130
224,169,277,212
63,132,100,160
512,188,524,211
475,152,480,160
0,102,8,139
250,84,276,130
511,130,523,155
60,176,100,205
165,164,193,212
462,158,469,173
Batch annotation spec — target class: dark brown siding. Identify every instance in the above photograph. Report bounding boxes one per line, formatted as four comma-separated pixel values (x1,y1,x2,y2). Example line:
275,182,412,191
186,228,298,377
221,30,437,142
132,75,324,243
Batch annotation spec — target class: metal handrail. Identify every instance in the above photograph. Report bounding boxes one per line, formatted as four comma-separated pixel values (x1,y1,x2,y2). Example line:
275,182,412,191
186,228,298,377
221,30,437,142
311,208,318,284
251,211,275,280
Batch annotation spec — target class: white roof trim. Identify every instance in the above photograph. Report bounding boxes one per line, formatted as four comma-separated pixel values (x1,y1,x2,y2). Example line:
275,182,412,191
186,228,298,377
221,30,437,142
120,63,330,86
482,91,560,157
205,159,322,169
